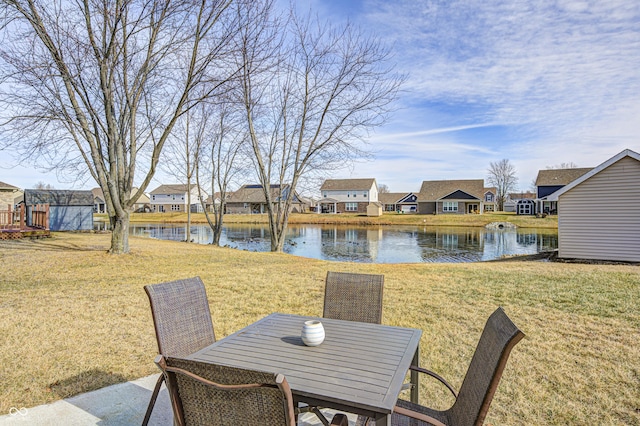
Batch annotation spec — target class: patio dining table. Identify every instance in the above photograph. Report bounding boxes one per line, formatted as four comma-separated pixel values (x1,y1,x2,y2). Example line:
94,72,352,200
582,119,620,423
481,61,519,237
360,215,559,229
188,313,422,426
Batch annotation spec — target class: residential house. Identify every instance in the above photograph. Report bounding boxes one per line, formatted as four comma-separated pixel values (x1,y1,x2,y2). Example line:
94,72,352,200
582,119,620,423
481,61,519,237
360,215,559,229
548,149,640,262
483,187,497,212
535,168,592,214
92,187,151,213
24,189,93,231
318,178,378,214
204,192,222,213
298,196,317,213
0,181,22,209
225,184,306,214
92,188,106,213
149,184,207,213
378,192,418,213
417,180,488,214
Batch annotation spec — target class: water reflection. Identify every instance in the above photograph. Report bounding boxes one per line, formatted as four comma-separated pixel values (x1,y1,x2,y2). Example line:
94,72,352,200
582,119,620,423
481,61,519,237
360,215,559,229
95,222,557,263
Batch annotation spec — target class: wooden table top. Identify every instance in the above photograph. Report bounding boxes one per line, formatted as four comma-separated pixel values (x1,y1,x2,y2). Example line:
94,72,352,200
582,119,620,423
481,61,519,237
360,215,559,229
189,313,422,419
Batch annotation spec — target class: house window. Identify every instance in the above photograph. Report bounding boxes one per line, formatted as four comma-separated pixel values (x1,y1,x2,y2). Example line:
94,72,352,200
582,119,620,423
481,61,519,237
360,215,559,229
363,192,367,197
485,193,494,202
152,195,155,200
323,192,327,198
171,204,181,211
345,202,358,212
443,201,458,212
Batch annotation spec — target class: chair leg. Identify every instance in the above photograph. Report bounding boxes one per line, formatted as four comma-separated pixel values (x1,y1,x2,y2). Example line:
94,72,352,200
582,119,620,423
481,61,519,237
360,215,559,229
142,374,165,426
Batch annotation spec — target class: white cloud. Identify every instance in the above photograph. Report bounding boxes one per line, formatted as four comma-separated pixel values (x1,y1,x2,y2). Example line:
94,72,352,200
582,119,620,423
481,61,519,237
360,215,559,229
338,0,640,190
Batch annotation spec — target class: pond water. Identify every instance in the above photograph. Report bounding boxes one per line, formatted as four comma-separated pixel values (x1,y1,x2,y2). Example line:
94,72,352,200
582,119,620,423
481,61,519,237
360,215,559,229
95,222,558,263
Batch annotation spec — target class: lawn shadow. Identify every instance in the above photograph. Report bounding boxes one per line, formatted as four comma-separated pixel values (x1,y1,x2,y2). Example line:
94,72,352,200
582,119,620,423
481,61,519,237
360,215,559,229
48,369,129,399
0,235,108,252
50,371,173,425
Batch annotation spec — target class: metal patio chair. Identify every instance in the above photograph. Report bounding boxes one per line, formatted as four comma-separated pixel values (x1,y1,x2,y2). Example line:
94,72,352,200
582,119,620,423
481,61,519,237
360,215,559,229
142,277,216,426
357,307,525,426
323,271,384,324
317,271,384,425
155,355,349,426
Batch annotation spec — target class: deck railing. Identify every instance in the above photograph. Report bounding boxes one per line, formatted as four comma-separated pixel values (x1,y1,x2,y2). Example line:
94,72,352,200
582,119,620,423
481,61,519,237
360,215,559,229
30,204,50,230
0,204,22,230
0,204,50,231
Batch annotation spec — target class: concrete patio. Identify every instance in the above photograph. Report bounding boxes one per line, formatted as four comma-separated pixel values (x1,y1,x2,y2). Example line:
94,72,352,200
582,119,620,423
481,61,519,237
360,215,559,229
0,374,357,425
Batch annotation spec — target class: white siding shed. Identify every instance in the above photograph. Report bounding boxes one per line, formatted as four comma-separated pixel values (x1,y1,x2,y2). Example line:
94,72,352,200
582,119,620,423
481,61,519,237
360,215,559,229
549,149,640,262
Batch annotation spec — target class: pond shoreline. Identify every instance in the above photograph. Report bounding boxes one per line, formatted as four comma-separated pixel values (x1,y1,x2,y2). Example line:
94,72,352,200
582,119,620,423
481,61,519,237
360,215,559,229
94,211,559,229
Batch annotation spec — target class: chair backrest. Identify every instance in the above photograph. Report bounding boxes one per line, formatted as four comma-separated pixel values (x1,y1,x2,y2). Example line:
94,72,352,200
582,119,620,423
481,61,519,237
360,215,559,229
322,271,384,324
156,355,296,426
448,307,525,426
144,276,216,358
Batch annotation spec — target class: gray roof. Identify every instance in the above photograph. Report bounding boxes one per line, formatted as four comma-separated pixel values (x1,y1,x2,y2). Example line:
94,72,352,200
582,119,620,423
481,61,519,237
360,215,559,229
24,189,93,206
0,181,20,190
227,184,295,203
378,192,412,204
320,178,376,191
149,184,197,195
418,179,485,201
535,168,593,186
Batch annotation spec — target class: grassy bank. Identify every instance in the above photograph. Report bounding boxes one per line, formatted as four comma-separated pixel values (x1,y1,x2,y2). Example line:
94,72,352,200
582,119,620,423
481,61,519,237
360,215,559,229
94,211,559,229
1,233,638,424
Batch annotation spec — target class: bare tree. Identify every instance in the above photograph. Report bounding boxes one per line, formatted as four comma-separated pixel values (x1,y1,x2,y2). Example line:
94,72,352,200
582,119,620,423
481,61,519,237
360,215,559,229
162,106,203,243
236,1,402,251
487,159,518,211
546,162,579,169
0,0,236,253
378,184,390,194
33,181,54,190
194,100,247,245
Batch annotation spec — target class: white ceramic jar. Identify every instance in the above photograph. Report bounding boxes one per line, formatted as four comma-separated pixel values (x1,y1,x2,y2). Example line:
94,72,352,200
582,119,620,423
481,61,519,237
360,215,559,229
301,320,325,346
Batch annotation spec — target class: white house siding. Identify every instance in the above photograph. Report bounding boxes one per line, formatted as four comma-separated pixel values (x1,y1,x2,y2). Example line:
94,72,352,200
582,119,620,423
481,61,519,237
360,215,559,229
557,156,640,262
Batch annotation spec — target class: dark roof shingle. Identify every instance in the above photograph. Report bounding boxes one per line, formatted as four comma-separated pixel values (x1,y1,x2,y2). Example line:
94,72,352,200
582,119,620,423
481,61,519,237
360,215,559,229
535,168,592,186
418,179,485,200
320,179,376,191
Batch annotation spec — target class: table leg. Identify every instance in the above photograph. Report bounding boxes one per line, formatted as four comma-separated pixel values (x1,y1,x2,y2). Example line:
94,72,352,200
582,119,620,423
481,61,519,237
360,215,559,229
374,414,391,426
410,343,419,404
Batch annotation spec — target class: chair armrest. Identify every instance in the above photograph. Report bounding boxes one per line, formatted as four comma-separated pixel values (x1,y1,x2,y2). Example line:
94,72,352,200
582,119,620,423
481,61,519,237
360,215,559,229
394,405,447,426
330,413,349,426
408,365,458,398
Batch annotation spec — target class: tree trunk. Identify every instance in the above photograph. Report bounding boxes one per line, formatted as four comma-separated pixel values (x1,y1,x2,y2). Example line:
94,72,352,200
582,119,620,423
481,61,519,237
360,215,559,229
108,211,130,254
212,209,223,245
186,184,192,243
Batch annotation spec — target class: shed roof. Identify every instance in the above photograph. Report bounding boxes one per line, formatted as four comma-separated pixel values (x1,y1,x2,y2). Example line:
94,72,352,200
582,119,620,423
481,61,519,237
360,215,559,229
547,149,640,201
535,168,592,186
24,189,93,206
418,179,485,201
320,178,376,191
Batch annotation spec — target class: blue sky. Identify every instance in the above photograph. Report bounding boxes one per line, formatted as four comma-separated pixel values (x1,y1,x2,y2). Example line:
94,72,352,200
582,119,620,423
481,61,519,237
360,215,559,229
2,0,639,193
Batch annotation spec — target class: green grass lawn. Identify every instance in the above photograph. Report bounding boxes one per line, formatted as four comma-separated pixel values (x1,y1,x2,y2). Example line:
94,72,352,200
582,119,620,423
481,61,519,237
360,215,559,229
0,232,638,425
